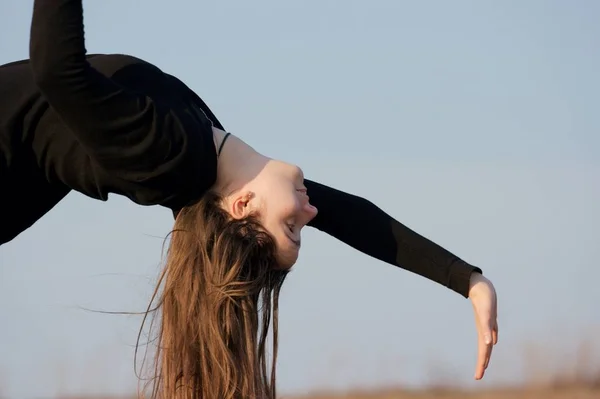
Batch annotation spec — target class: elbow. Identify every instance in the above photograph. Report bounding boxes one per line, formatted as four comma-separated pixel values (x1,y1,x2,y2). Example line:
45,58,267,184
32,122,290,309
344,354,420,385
29,57,88,96
29,31,67,90
29,44,54,88
29,47,82,92
29,60,65,91
31,70,52,91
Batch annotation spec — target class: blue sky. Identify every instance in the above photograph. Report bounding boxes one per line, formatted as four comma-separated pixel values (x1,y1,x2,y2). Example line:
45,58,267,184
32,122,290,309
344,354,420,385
1,1,599,398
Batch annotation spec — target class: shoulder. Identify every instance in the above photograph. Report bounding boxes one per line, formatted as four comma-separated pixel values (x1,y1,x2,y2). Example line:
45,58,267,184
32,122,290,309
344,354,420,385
87,53,167,79
87,54,200,106
0,53,164,79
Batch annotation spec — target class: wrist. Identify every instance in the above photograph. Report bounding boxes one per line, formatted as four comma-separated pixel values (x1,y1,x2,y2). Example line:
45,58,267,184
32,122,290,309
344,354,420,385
468,271,487,298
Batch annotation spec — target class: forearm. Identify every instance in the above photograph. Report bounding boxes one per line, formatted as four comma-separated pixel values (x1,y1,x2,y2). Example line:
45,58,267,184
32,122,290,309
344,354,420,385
29,0,137,160
305,179,481,298
28,0,147,158
29,0,88,86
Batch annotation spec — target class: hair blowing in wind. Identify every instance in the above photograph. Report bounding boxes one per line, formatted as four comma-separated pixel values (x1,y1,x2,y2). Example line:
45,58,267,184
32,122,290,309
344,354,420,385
135,191,288,399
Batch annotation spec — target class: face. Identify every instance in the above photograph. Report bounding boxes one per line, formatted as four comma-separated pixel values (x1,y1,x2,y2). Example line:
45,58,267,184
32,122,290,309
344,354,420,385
249,162,318,268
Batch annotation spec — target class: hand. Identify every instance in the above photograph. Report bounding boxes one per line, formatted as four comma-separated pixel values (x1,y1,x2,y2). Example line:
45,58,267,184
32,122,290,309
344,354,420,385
468,272,498,380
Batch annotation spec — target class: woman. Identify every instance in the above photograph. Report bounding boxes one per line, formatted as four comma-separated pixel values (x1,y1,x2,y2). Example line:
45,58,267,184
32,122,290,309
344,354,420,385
0,1,498,398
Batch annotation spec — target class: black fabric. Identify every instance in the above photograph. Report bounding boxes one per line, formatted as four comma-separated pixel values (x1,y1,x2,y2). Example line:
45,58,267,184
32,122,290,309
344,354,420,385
0,0,482,298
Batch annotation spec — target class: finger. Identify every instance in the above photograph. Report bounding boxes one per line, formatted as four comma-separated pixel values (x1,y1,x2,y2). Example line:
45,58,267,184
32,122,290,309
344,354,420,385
475,330,491,379
474,312,494,379
475,339,486,379
483,317,497,370
478,335,494,378
484,340,494,370
484,320,498,371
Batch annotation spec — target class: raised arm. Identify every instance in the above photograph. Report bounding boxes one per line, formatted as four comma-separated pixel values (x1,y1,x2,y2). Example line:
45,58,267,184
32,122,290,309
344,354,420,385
304,179,482,298
28,0,212,186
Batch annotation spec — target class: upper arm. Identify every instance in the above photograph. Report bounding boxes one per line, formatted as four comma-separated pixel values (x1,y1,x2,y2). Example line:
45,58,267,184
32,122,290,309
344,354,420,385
305,179,397,261
304,178,481,298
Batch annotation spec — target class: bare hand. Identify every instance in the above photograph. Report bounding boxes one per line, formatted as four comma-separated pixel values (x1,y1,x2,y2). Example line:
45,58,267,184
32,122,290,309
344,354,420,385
468,272,498,380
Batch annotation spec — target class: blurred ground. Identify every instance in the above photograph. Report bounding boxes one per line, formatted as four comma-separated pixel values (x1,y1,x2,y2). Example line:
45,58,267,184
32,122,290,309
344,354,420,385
3,339,599,399
290,385,600,399
39,386,600,399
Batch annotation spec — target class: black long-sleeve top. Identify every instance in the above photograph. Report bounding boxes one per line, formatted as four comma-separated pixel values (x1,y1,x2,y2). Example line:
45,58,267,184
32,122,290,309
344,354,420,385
0,0,482,298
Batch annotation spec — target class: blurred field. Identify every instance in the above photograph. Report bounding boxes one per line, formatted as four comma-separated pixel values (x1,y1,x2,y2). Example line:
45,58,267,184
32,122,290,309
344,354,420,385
31,385,600,399
3,377,600,399
3,365,600,399
289,385,600,399
23,375,600,399
3,368,600,399
3,337,599,399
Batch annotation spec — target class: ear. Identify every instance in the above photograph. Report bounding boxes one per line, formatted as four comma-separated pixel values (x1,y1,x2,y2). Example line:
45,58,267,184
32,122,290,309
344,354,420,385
230,191,255,219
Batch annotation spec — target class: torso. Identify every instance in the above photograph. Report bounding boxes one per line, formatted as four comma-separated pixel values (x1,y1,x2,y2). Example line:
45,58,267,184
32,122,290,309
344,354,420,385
0,54,219,245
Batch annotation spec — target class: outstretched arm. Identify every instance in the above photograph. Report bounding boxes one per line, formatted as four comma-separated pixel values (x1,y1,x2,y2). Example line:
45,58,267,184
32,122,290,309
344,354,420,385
28,0,214,201
304,179,482,298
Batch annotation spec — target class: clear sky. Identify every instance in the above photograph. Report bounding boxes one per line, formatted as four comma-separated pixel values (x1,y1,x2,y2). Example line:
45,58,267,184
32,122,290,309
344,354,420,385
1,1,599,398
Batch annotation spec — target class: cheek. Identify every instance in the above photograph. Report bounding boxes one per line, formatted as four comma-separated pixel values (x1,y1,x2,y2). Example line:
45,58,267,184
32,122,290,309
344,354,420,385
263,196,298,230
276,195,302,221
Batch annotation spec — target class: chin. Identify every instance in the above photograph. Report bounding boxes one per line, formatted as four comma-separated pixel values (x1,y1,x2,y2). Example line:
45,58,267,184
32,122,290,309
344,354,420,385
276,248,300,270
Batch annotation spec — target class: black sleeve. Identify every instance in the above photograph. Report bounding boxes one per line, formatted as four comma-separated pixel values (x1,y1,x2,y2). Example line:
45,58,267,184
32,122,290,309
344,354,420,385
28,0,206,181
304,179,482,298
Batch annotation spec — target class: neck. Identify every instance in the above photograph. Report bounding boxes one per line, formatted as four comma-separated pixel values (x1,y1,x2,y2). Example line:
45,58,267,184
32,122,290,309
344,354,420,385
211,126,270,196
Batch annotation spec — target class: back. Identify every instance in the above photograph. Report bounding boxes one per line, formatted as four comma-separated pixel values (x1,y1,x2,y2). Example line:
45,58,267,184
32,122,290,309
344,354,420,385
0,53,177,174
0,59,38,173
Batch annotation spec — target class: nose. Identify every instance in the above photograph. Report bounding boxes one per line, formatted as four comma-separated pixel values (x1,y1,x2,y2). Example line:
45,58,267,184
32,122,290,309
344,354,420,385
302,201,318,221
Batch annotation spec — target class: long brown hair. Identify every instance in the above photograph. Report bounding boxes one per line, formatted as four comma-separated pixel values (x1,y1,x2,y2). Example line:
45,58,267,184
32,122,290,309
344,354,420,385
136,191,288,399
